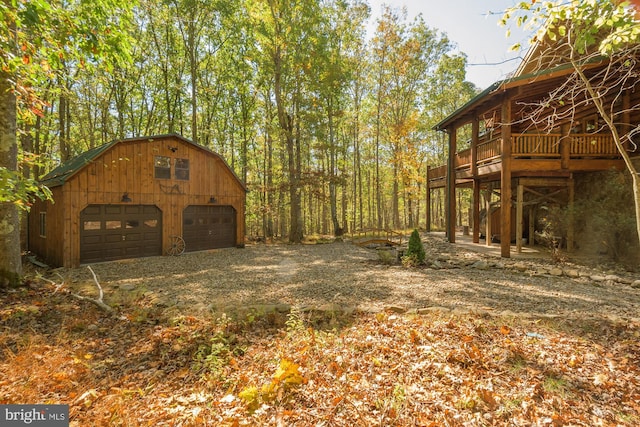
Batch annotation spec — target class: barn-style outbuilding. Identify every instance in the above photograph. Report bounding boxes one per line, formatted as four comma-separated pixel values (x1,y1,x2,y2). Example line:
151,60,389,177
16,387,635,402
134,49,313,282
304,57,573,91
28,134,246,267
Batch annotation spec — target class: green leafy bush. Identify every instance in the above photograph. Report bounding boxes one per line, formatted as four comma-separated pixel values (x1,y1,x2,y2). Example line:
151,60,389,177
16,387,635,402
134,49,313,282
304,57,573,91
403,229,425,266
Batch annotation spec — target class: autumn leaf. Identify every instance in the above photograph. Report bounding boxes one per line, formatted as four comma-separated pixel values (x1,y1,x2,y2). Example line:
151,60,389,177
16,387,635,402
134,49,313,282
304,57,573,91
272,359,305,386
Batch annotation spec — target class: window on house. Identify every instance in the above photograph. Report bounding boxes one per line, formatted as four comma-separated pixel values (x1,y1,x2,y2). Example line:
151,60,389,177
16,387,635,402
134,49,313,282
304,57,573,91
585,116,599,133
154,156,171,179
175,158,190,180
39,212,46,238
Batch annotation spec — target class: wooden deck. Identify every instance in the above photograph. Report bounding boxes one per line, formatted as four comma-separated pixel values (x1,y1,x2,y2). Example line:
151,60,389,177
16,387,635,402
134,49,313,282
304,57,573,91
428,133,622,187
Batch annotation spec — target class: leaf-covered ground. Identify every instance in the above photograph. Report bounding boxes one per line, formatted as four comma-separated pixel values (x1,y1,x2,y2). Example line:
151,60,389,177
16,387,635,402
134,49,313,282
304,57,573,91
1,282,639,426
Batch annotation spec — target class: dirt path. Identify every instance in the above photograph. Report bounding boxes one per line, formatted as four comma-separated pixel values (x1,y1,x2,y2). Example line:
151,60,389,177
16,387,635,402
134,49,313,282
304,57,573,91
60,234,640,320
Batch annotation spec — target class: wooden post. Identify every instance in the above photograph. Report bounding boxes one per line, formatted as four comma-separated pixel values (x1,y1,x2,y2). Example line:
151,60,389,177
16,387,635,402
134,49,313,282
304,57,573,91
426,166,431,232
500,98,512,258
560,124,570,169
473,180,480,243
528,205,535,247
446,127,457,243
516,181,523,253
484,188,492,246
567,177,574,252
471,118,479,177
621,91,631,141
471,117,480,244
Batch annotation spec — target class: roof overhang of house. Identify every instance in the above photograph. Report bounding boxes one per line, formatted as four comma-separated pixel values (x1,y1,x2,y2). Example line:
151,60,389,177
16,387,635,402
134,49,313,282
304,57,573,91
433,57,607,132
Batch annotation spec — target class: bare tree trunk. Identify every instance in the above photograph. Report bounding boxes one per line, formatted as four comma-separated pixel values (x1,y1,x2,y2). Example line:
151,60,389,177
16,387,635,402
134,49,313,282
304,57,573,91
392,163,400,228
0,69,22,287
59,83,71,162
327,97,342,236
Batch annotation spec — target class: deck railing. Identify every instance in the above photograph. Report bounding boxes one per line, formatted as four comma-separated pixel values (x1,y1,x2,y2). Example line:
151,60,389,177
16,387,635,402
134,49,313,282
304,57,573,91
427,165,447,181
477,137,502,163
570,134,618,156
512,134,560,157
428,133,618,182
455,148,471,169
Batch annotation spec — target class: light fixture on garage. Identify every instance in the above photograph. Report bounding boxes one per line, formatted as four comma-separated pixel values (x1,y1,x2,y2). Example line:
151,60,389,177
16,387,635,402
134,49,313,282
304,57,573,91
208,196,217,204
168,145,178,153
121,193,132,203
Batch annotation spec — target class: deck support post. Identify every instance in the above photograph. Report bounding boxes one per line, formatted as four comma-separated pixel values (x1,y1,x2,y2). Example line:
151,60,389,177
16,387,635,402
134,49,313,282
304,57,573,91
516,181,523,253
446,127,457,243
567,176,575,252
484,188,492,246
426,166,431,232
471,118,480,243
529,205,535,247
560,124,570,169
473,181,480,243
500,98,512,258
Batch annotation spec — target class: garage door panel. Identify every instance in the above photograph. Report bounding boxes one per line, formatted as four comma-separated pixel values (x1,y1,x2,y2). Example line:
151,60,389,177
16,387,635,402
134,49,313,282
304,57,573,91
105,206,122,215
124,233,141,242
183,205,236,252
82,235,102,244
80,205,162,263
104,234,123,243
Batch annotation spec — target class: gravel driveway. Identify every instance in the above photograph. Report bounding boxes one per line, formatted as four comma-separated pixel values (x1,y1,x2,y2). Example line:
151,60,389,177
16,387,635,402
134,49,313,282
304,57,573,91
63,235,640,321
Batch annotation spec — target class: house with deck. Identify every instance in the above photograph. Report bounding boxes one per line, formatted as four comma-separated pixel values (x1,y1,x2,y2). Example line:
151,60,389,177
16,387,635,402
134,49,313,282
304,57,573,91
427,38,639,257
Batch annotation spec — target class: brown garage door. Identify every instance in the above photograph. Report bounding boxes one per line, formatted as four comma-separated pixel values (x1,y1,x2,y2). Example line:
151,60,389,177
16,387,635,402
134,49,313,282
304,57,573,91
80,205,162,264
183,205,236,252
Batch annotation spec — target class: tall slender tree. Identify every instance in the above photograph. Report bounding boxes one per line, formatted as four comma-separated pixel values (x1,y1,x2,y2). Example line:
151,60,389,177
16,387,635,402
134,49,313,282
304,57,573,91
0,0,134,286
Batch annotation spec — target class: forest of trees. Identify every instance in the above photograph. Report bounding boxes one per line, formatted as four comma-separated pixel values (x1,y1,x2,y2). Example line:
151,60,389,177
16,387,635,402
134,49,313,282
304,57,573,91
12,0,478,241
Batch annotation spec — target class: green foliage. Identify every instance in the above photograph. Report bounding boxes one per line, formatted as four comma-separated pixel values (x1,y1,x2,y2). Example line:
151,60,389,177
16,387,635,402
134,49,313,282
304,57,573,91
502,0,640,56
402,229,425,266
192,330,234,379
0,153,52,209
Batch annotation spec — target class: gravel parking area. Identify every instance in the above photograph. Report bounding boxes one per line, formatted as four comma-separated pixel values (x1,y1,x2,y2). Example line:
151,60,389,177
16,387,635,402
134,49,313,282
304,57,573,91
60,234,640,321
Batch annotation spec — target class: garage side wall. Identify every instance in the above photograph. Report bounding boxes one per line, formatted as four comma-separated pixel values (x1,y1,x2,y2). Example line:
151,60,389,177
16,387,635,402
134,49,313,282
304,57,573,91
27,186,65,267
57,136,245,267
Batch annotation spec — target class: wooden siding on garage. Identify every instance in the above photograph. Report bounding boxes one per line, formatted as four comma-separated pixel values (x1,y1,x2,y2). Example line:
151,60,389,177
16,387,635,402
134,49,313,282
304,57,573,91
27,186,65,267
29,135,246,267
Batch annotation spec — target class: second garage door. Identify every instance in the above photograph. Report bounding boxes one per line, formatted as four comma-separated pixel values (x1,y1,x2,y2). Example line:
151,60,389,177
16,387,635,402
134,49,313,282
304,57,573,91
183,205,236,252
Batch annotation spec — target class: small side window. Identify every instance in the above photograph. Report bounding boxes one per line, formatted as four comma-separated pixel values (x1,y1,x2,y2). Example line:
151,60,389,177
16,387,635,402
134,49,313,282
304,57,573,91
154,156,171,179
39,212,46,238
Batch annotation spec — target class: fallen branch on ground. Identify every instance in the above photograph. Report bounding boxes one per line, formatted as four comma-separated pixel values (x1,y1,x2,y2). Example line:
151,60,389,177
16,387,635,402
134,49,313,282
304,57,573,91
40,266,113,313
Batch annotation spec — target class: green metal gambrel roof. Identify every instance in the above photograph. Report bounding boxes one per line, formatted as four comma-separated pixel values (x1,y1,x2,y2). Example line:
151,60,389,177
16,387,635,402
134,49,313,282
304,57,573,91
40,133,248,191
40,140,118,187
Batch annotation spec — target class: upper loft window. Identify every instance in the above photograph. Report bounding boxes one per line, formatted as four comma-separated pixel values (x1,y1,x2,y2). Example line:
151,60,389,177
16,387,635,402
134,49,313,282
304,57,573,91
175,158,190,180
154,156,171,179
